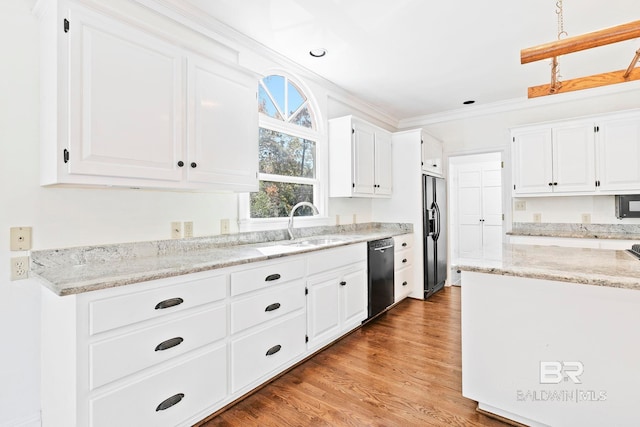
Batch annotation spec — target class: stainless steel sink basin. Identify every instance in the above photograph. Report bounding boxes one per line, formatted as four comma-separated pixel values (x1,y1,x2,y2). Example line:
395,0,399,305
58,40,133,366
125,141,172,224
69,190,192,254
290,237,346,247
255,237,346,255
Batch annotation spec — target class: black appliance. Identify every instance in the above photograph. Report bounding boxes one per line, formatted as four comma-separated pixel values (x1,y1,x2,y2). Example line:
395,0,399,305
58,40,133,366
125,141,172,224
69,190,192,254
615,195,640,219
423,174,447,299
367,238,394,319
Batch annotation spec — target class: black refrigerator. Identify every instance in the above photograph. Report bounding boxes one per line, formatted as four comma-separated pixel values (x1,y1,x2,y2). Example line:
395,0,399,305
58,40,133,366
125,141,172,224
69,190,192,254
422,174,447,299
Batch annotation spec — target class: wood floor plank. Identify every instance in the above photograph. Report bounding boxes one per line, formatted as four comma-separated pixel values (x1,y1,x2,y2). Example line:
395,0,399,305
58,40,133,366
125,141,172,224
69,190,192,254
199,286,508,426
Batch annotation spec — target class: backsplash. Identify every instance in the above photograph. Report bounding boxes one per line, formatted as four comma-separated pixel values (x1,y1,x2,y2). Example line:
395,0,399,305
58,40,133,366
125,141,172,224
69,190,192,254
512,195,640,225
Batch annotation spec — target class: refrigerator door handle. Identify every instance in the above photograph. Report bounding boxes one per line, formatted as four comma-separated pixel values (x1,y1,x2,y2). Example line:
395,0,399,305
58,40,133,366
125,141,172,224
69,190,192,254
433,202,441,240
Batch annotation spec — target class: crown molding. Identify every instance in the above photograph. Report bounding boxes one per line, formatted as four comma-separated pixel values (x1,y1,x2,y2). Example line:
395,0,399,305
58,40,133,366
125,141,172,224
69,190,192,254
398,79,640,128
132,0,399,128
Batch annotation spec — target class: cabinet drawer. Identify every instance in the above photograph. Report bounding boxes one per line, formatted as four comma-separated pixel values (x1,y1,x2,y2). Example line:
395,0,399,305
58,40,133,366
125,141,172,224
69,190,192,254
394,234,414,250
230,313,306,393
231,281,305,334
231,259,305,296
307,243,366,276
395,267,414,302
89,273,226,335
90,345,227,427
90,305,226,390
394,248,413,270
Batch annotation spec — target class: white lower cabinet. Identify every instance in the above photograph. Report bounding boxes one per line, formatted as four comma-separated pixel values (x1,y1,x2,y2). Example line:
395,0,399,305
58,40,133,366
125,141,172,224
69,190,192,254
41,242,371,426
306,243,367,350
393,234,414,302
90,345,227,427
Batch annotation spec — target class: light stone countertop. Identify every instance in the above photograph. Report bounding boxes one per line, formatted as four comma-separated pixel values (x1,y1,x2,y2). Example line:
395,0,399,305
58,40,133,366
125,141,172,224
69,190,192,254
456,243,640,290
31,223,411,296
508,222,640,241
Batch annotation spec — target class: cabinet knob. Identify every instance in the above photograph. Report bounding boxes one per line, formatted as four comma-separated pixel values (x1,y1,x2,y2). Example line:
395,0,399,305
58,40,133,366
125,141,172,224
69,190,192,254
177,161,184,167
265,302,281,312
432,164,437,167
553,182,558,186
402,242,407,247
190,162,197,168
402,258,407,263
155,337,184,352
402,281,408,286
340,281,347,286
155,297,184,310
548,182,553,186
265,344,282,356
156,393,185,412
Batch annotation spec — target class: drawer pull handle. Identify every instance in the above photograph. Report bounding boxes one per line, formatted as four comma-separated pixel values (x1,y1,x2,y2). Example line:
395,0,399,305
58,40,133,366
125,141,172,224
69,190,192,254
155,337,184,352
265,273,281,282
402,242,407,247
155,298,184,310
340,281,347,286
265,302,281,312
265,344,282,356
156,393,184,411
402,258,408,263
402,281,408,286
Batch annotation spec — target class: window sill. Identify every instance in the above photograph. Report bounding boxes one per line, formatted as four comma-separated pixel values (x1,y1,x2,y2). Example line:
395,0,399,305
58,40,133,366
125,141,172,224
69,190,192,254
238,216,333,233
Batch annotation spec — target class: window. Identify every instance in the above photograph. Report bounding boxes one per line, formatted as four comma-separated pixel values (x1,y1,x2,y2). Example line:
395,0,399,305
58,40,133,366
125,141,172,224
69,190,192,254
250,75,321,219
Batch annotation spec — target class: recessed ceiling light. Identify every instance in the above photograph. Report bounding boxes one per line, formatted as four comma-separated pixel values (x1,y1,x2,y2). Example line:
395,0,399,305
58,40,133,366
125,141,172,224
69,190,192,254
309,48,327,58
463,100,476,105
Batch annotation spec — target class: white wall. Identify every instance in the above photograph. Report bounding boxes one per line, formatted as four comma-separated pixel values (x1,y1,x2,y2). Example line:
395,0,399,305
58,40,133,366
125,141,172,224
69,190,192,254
0,1,392,425
419,89,640,226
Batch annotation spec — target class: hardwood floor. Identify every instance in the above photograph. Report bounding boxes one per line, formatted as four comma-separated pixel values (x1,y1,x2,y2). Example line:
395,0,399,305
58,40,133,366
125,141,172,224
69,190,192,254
200,286,507,426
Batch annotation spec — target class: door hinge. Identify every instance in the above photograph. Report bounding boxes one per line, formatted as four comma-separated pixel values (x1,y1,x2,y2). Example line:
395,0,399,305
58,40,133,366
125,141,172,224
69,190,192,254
513,184,516,190
501,161,504,168
305,335,309,343
421,139,424,144
351,128,355,134
512,136,515,142
305,287,308,295
64,19,70,33
502,214,505,220
63,149,69,163
352,183,355,188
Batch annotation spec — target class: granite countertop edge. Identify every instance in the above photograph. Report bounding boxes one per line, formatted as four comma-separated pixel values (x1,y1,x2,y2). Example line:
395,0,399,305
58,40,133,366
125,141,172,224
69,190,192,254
31,223,412,296
507,230,640,240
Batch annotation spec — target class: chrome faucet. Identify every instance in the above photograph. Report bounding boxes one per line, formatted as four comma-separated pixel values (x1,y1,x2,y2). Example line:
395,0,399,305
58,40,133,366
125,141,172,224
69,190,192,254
287,202,319,240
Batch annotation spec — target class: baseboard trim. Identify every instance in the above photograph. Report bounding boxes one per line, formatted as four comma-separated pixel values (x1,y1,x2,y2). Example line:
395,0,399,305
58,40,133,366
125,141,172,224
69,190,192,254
1,412,41,427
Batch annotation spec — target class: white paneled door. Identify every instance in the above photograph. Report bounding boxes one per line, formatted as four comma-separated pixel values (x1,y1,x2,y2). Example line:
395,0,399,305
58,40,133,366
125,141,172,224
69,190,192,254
456,158,503,260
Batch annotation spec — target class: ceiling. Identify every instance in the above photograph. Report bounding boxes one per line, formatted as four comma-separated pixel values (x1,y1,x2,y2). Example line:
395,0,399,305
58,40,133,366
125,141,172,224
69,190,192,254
181,0,640,121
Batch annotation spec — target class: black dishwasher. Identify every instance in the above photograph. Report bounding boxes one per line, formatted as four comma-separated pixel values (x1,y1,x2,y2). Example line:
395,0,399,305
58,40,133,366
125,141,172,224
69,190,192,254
367,238,395,319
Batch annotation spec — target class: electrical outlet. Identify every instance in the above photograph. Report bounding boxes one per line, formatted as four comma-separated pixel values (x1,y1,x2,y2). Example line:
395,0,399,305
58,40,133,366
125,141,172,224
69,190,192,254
581,213,591,224
514,200,526,211
10,226,32,251
183,221,193,238
220,219,230,234
335,215,340,225
10,256,29,281
533,213,542,223
171,221,182,239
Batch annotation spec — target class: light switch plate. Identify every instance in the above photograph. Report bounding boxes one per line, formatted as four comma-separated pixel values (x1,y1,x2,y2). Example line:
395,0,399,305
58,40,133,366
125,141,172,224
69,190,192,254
514,200,526,211
10,227,32,251
581,213,591,224
533,213,542,223
183,221,193,238
171,222,182,239
220,219,230,234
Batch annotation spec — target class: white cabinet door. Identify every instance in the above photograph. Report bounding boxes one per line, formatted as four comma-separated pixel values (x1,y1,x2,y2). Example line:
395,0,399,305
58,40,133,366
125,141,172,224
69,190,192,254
552,124,595,193
340,268,367,330
352,122,376,195
597,115,640,192
512,129,553,195
422,132,443,176
187,55,258,191
68,7,184,181
481,165,503,259
374,130,393,195
306,275,340,348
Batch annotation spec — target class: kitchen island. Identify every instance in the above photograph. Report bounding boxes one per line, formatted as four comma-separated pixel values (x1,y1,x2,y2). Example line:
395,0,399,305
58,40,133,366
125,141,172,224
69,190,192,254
458,244,640,427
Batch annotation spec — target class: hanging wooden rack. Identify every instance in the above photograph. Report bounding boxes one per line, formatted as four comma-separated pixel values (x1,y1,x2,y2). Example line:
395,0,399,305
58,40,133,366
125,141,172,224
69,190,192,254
521,19,640,98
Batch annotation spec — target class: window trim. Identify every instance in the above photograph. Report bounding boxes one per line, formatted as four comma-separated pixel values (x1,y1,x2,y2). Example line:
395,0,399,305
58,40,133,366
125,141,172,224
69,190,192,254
239,71,329,233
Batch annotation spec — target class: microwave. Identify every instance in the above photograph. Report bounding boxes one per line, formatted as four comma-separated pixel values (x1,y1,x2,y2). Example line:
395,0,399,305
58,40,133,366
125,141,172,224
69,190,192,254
615,195,640,218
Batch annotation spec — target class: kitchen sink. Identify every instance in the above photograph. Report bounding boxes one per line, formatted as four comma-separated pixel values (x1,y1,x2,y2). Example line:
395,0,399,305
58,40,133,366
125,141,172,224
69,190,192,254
288,237,346,247
255,237,347,256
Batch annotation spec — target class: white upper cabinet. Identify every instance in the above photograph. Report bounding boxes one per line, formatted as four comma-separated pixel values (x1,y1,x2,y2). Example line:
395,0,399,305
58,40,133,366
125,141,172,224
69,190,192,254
328,116,392,198
187,54,258,190
39,2,258,191
421,132,443,176
512,110,640,197
597,113,640,192
512,122,596,196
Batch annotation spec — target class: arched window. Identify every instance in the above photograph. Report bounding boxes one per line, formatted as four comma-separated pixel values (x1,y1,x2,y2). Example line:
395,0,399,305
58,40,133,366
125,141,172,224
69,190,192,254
250,74,321,219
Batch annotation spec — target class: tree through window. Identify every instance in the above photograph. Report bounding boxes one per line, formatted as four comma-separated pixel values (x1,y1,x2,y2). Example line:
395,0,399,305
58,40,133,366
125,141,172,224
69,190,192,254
251,75,319,218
